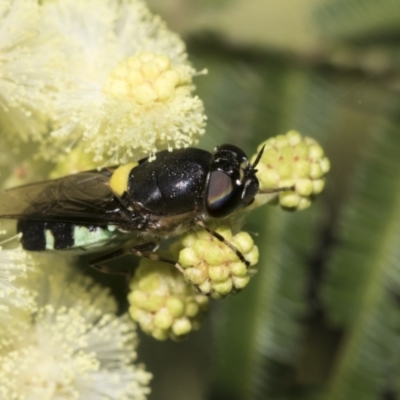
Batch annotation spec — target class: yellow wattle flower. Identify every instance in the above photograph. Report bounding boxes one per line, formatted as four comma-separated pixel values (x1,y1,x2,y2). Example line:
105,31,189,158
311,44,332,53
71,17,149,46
251,130,330,211
179,227,259,299
128,258,209,341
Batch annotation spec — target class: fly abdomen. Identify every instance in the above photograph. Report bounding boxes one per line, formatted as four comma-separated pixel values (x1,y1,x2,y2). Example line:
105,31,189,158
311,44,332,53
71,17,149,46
17,220,50,251
126,148,212,216
17,220,118,251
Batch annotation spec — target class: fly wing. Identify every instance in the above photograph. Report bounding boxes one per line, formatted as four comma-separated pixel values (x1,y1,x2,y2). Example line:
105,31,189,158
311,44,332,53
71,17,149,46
0,170,130,225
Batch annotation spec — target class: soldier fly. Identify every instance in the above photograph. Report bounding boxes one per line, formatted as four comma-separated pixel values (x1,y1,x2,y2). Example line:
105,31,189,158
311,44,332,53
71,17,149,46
0,145,288,271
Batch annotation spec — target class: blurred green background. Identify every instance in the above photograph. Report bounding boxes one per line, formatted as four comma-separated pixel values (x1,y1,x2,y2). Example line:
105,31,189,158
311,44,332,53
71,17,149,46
134,1,400,400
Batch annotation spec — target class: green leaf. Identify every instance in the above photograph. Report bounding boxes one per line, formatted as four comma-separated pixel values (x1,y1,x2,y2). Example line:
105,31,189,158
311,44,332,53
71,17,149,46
210,205,323,400
319,109,400,400
314,0,400,41
191,41,341,150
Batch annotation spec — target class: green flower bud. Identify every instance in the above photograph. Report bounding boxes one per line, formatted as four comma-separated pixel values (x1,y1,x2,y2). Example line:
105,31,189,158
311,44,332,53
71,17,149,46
178,227,258,299
250,130,330,211
172,318,192,336
198,280,213,294
232,276,250,289
154,309,173,329
208,265,230,282
166,297,185,317
128,258,209,340
185,301,200,317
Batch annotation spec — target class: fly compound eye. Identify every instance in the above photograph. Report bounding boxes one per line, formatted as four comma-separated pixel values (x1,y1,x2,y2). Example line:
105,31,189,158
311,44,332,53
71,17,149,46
205,170,242,218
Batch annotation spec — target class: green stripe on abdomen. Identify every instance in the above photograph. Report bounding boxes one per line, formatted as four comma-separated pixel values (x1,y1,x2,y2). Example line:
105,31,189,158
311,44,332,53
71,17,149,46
45,224,118,251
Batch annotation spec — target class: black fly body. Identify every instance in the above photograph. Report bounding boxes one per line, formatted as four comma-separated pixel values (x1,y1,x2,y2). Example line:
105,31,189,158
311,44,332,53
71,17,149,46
0,144,287,273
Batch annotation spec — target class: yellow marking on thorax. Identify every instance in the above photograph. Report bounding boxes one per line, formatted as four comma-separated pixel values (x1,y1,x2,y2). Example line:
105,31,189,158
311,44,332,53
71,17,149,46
109,162,138,196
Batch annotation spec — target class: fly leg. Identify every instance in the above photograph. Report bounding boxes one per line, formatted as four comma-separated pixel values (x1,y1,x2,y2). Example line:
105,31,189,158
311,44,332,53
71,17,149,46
90,243,202,293
89,241,164,273
90,242,183,274
128,243,206,294
88,247,135,293
89,242,162,292
192,188,294,268
89,247,129,276
128,243,186,275
195,219,250,267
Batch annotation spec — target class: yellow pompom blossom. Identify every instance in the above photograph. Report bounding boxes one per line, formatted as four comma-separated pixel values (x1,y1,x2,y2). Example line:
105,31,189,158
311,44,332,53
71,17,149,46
178,227,259,299
0,0,62,141
128,258,209,341
0,257,152,399
250,130,330,211
38,0,206,163
0,246,35,319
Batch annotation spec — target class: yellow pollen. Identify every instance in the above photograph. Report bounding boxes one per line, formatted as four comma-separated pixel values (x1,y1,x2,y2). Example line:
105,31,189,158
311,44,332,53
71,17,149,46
103,52,187,105
109,162,138,196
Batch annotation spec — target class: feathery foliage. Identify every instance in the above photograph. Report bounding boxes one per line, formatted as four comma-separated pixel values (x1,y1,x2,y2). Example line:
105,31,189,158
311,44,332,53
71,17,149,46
319,110,400,400
1,0,400,399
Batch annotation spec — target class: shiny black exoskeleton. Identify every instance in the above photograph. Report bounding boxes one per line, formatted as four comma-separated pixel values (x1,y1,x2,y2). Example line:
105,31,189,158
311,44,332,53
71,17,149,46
0,144,262,263
120,145,259,234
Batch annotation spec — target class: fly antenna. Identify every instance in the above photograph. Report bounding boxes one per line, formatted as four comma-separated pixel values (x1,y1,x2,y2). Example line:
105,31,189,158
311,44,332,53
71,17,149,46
258,185,294,194
252,145,265,169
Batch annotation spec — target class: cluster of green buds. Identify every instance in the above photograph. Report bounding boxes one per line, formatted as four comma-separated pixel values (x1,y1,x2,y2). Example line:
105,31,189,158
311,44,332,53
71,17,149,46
251,130,330,211
128,130,329,340
128,258,209,341
178,227,259,299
